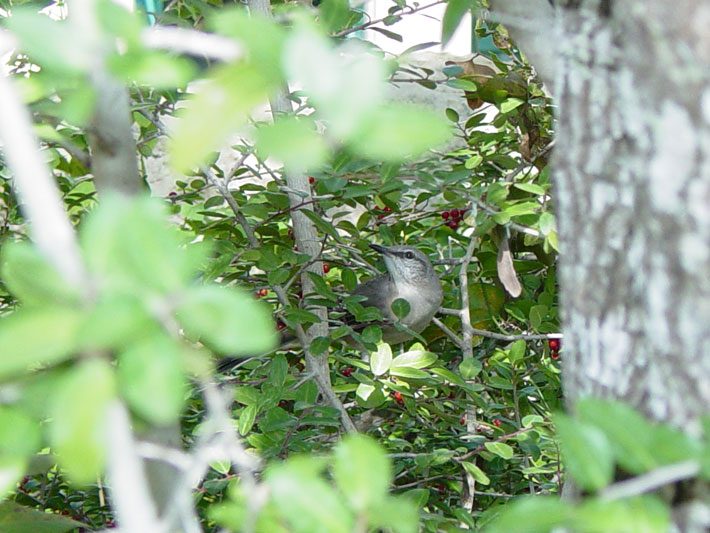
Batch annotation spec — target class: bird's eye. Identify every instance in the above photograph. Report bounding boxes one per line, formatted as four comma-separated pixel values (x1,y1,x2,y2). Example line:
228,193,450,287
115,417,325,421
405,251,414,259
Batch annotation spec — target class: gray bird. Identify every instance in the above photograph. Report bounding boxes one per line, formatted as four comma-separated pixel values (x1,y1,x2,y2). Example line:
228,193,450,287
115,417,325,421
352,244,443,344
217,244,442,371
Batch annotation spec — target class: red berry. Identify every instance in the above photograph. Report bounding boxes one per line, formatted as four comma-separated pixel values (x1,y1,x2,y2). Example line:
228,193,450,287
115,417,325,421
548,338,561,351
276,320,286,331
323,263,330,274
493,419,502,428
459,416,466,425
391,391,404,405
551,351,560,360
168,191,177,197
278,400,288,408
450,209,459,219
257,288,268,297
447,220,459,230
341,367,353,377
383,206,392,213
308,176,315,184
442,211,450,220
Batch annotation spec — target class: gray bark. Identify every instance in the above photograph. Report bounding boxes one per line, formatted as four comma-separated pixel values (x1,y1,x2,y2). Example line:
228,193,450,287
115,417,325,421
491,1,709,528
492,0,709,432
551,0,709,433
88,71,143,196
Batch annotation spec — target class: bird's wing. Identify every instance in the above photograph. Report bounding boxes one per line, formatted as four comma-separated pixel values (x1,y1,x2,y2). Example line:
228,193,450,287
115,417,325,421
352,274,395,317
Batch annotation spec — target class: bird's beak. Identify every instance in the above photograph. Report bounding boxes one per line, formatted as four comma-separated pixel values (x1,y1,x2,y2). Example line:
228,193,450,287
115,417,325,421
369,244,388,255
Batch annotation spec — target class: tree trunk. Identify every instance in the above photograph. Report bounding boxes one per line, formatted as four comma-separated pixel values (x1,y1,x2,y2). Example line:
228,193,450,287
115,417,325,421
494,0,709,431
550,0,709,433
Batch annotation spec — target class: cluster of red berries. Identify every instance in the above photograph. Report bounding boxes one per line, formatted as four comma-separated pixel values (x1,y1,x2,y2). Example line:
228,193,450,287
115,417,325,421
548,338,561,360
341,366,354,377
377,206,393,220
492,418,502,428
255,288,269,298
391,391,404,405
441,208,468,230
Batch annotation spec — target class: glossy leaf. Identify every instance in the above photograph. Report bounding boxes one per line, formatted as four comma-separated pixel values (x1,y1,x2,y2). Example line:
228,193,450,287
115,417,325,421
333,434,392,511
118,336,187,425
177,285,278,355
554,413,614,491
0,307,83,380
371,342,393,376
49,359,116,484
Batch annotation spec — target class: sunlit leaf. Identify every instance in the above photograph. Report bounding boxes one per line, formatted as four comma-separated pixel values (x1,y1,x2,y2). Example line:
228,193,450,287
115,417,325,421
255,116,329,174
0,308,83,380
176,285,278,356
333,434,392,511
117,335,187,425
370,342,393,376
350,104,451,161
49,359,116,484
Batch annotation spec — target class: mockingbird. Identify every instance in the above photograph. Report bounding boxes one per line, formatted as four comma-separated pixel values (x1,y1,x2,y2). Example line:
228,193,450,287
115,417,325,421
351,244,442,344
218,244,442,371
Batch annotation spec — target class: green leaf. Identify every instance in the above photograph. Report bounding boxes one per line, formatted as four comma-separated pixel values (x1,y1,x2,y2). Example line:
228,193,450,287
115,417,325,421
389,367,430,379
514,182,546,195
81,195,203,294
573,496,669,533
577,399,657,474
78,293,158,351
391,347,438,369
356,383,387,408
371,495,419,533
209,9,286,84
461,462,490,485
484,442,514,460
266,456,353,533
0,307,83,380
255,116,329,174
6,9,93,74
554,413,614,491
500,98,525,113
0,501,87,533
459,358,482,379
0,242,80,307
107,51,197,89
169,63,271,172
49,359,116,484
117,336,187,425
390,298,411,320
0,407,41,459
177,285,278,355
484,496,570,533
442,0,471,46
508,339,526,363
371,343,393,376
238,404,258,436
350,104,451,161
309,336,331,356
538,212,556,236
445,107,460,122
333,434,392,511
319,0,361,33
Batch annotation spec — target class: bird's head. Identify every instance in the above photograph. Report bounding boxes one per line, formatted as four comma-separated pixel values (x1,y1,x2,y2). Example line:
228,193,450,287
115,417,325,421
370,244,437,285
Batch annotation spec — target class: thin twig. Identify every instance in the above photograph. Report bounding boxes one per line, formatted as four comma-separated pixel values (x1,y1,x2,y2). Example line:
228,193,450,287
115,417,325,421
600,461,700,502
142,26,242,62
335,0,446,38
